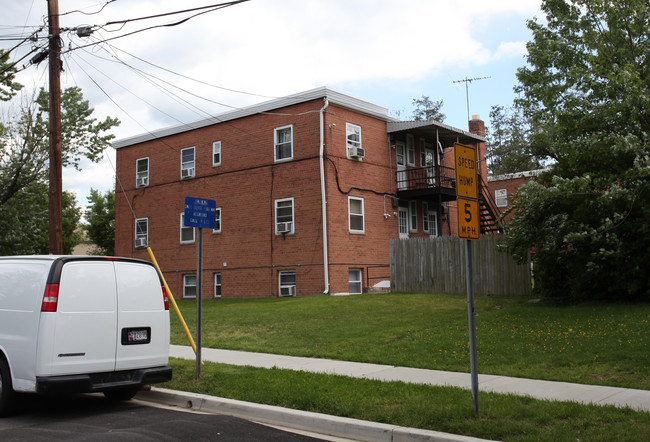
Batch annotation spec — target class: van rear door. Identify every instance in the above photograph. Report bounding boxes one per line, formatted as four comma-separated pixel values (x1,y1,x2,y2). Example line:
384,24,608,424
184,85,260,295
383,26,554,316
114,261,170,370
48,261,118,375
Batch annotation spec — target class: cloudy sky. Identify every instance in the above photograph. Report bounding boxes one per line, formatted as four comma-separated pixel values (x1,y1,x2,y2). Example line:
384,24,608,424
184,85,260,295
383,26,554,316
1,0,543,209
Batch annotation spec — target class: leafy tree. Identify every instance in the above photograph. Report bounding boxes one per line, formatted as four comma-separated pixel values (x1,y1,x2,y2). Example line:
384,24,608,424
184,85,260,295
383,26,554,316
85,188,115,256
412,95,445,122
0,49,22,101
0,86,119,255
503,0,650,302
486,104,547,175
0,86,120,206
0,183,81,255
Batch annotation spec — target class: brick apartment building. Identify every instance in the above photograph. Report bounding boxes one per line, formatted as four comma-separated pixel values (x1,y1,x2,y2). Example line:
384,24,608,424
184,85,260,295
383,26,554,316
113,87,492,298
487,168,550,222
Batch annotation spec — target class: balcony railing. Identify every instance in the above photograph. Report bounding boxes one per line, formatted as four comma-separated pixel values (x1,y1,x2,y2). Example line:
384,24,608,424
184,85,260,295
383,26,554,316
396,165,456,192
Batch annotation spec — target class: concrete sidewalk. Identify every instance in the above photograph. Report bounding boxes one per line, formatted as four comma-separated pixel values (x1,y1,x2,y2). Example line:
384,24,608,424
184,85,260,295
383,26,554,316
170,345,650,412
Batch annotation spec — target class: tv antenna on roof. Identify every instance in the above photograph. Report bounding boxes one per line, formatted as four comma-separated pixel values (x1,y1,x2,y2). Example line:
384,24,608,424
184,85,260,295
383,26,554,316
453,76,491,122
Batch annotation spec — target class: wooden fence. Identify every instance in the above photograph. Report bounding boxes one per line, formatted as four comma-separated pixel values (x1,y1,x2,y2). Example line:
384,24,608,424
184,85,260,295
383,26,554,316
390,235,532,296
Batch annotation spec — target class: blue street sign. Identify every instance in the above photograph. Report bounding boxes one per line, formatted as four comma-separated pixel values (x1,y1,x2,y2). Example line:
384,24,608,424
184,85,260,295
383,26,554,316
184,197,217,229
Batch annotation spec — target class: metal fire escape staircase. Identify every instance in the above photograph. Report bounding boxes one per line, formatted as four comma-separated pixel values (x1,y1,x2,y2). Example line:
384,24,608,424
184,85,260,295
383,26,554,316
478,175,502,234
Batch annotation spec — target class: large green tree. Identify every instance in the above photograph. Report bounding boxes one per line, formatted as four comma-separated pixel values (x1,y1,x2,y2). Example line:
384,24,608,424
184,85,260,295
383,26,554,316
0,183,81,255
503,0,650,302
0,49,22,101
486,104,547,175
0,87,119,255
85,188,115,256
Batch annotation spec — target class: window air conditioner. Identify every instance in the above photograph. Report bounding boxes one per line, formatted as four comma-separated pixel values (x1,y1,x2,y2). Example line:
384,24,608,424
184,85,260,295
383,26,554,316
277,222,292,234
135,237,147,248
280,285,296,297
181,167,195,179
137,176,149,187
350,147,365,159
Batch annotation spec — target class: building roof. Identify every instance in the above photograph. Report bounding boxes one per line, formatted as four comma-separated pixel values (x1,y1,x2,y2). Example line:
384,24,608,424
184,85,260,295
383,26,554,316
112,87,396,149
488,168,551,182
387,120,485,146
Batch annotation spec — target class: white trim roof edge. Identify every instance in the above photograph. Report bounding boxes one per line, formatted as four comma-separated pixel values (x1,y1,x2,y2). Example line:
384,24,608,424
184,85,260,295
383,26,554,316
488,168,551,182
387,120,486,142
112,87,394,149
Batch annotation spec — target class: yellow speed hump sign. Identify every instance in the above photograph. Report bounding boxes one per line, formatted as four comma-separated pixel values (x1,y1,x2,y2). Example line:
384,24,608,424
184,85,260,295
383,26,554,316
454,143,480,240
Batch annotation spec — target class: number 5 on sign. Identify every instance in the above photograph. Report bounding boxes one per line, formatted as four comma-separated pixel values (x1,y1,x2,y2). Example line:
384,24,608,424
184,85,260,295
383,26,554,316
458,198,480,240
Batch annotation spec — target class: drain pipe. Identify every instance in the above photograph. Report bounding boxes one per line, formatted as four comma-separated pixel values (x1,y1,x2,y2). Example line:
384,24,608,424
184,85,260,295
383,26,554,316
319,98,330,294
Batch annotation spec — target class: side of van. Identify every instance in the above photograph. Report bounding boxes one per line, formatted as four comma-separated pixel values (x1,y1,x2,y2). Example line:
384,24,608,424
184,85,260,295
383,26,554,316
0,256,172,416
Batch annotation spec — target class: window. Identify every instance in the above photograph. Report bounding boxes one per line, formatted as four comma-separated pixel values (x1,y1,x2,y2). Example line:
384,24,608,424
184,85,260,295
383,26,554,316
274,125,293,162
213,208,222,234
181,147,195,179
346,123,362,158
180,213,195,244
348,269,362,294
279,270,296,297
495,189,508,207
275,198,294,235
409,200,417,232
183,274,196,298
212,141,221,166
214,273,221,298
136,158,149,187
407,135,415,166
135,218,148,248
422,202,438,236
348,197,364,233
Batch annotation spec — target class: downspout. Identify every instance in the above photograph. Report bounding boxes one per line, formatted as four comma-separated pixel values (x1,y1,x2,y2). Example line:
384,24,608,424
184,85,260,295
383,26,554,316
319,98,330,294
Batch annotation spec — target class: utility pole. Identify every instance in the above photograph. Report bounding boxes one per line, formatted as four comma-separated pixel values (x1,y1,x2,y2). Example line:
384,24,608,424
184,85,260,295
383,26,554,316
453,76,490,122
48,0,63,254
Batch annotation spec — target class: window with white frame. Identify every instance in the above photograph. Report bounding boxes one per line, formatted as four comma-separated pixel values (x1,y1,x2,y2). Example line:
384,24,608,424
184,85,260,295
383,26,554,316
275,198,294,235
214,273,222,298
181,147,195,179
348,269,362,294
406,135,416,166
213,208,222,234
348,197,364,233
136,158,149,187
495,189,508,207
274,125,293,162
180,213,195,244
135,218,148,248
183,274,196,298
346,123,362,158
213,141,221,166
398,207,409,239
422,202,438,236
409,200,417,232
279,270,296,297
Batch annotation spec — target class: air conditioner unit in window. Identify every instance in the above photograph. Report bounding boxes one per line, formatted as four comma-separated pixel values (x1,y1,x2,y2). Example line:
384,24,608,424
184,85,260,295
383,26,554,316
137,176,149,187
277,222,292,234
280,285,296,297
349,147,365,159
181,167,195,179
135,237,147,248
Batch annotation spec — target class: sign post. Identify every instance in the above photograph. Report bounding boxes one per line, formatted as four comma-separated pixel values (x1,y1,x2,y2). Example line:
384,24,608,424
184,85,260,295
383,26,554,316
454,143,480,414
184,197,217,379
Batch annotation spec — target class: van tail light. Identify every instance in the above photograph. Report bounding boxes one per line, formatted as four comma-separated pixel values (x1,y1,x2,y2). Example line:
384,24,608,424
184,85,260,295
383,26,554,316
42,284,60,312
162,285,170,310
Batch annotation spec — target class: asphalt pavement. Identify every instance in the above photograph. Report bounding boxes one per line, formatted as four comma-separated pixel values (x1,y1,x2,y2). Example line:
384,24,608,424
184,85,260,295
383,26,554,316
134,344,650,442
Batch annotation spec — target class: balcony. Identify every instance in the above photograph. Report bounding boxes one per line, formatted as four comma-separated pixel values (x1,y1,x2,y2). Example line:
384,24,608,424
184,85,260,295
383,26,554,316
396,165,458,202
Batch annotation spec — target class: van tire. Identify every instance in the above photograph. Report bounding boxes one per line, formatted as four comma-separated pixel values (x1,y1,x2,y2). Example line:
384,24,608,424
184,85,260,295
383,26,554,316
103,386,140,401
0,358,16,417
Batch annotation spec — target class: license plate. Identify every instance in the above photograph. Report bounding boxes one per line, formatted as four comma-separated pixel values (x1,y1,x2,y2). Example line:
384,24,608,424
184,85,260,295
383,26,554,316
122,327,151,345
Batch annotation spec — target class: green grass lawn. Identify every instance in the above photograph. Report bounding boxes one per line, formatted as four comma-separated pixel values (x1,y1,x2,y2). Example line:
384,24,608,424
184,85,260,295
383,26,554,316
170,293,650,389
164,358,650,442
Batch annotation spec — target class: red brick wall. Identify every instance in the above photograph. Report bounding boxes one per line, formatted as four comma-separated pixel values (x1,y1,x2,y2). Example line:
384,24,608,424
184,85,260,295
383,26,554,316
115,99,397,297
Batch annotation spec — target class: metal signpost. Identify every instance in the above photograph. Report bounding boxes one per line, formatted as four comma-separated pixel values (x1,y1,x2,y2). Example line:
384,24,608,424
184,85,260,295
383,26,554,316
454,143,480,414
184,197,217,378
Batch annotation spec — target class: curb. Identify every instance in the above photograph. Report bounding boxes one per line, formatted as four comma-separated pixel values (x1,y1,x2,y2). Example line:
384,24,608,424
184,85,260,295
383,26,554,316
137,387,494,442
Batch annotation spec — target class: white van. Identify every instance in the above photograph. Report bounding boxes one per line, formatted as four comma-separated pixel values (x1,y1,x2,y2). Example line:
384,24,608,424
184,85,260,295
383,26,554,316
0,256,172,416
